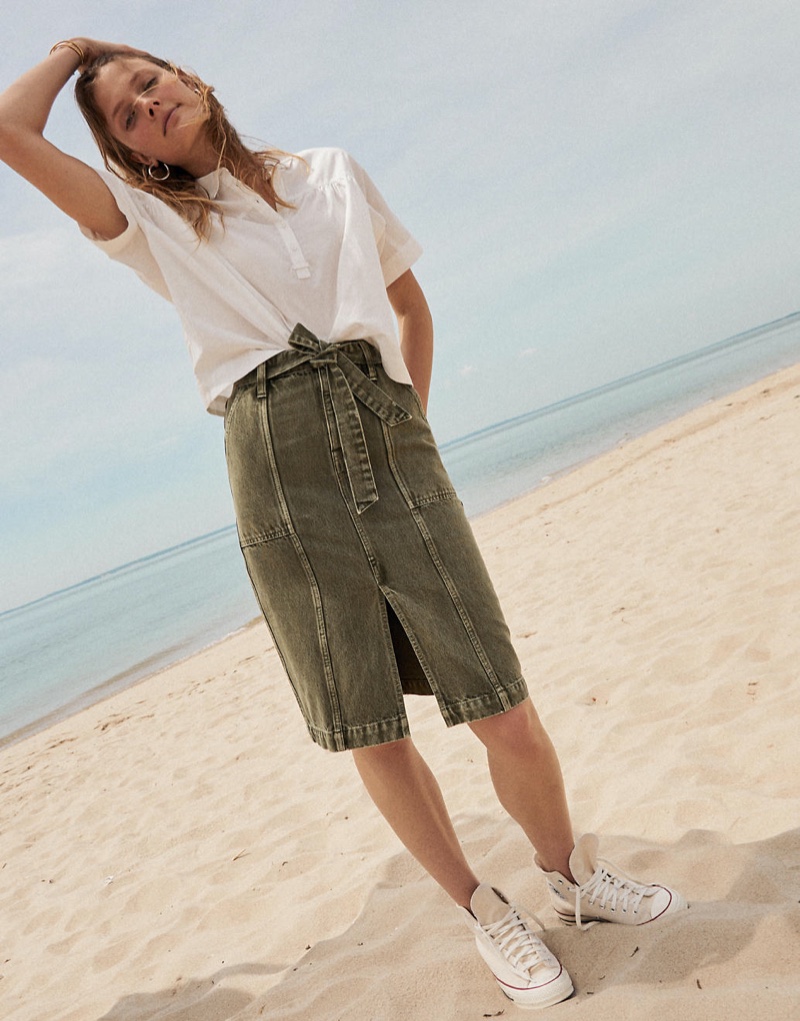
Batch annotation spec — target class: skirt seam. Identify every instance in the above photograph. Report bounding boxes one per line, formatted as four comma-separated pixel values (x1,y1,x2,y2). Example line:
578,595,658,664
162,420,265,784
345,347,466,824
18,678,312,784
258,388,346,749
240,526,294,547
383,412,512,710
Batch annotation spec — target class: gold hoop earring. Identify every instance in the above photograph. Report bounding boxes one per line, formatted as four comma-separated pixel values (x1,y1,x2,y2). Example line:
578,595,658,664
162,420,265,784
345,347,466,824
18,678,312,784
147,162,171,182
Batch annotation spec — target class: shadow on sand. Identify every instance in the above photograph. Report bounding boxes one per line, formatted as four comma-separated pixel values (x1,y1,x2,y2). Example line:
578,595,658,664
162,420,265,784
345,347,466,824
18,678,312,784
96,827,800,1021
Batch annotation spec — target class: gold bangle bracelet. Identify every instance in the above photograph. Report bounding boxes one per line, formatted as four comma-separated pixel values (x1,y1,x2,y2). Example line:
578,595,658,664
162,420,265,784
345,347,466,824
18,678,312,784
49,40,87,65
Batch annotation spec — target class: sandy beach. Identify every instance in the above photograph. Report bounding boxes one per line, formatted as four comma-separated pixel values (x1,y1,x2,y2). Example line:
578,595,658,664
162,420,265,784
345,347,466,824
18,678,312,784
2,364,799,1021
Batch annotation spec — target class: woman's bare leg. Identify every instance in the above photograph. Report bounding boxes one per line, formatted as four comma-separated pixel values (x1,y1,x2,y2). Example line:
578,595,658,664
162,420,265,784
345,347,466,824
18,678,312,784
469,698,576,880
352,737,479,907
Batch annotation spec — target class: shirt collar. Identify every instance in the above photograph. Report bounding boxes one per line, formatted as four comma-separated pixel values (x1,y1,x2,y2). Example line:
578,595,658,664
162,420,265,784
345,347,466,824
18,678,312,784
197,167,224,199
197,157,293,201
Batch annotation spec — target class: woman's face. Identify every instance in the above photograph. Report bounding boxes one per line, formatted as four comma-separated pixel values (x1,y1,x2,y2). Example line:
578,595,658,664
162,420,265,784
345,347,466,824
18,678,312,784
92,57,216,176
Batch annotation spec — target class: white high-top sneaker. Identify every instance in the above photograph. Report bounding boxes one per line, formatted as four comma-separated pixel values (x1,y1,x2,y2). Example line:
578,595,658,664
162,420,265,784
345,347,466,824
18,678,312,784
538,834,688,929
461,883,574,1009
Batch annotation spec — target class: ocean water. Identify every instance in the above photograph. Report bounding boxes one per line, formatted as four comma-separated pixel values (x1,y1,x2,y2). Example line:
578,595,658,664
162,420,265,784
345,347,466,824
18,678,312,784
444,311,800,516
2,312,799,744
0,528,254,745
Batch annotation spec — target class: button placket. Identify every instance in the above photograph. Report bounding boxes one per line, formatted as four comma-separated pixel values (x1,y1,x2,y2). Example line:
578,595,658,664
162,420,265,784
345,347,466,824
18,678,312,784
243,182,311,280
276,220,311,279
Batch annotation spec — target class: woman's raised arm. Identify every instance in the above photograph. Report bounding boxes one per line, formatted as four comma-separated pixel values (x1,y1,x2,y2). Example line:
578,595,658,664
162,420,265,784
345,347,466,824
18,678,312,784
0,39,132,239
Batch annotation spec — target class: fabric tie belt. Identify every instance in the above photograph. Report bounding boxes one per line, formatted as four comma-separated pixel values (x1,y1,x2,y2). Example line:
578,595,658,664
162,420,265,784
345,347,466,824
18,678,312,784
256,324,411,514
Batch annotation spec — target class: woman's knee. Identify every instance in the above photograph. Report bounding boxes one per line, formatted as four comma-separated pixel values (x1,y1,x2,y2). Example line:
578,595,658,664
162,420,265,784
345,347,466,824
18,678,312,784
469,698,551,756
351,736,416,770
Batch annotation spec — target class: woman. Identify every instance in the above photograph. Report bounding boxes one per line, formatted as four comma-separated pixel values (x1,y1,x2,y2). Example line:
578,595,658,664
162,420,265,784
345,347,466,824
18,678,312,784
0,39,686,1010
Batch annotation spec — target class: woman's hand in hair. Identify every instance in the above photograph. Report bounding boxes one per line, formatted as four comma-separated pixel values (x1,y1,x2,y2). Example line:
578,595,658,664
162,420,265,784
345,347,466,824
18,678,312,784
0,41,131,240
67,38,149,70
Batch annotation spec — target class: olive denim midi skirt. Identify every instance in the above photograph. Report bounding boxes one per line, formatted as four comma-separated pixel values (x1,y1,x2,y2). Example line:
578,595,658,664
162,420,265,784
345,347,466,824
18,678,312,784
224,325,528,751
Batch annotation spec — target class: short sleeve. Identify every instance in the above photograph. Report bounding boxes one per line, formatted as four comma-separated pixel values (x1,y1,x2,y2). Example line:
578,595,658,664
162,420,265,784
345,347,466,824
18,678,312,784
79,170,172,303
345,154,423,286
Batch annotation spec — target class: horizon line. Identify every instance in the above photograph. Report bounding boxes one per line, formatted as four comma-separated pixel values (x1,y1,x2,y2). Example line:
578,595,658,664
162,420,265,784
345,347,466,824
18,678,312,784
4,307,799,618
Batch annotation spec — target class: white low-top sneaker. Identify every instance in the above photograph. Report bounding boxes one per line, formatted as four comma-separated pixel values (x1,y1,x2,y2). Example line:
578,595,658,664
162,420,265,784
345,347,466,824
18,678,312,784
538,834,688,929
461,884,574,1009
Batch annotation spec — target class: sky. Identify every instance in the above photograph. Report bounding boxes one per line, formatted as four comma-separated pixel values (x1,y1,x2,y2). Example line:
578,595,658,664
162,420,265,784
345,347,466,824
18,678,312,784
2,0,799,612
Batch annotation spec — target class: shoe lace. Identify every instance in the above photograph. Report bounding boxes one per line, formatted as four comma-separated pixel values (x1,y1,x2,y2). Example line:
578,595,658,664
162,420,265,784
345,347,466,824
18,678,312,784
483,905,555,975
575,861,658,929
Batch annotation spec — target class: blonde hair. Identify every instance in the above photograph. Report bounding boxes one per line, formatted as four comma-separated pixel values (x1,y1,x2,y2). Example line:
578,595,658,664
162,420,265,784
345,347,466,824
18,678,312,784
75,52,292,239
